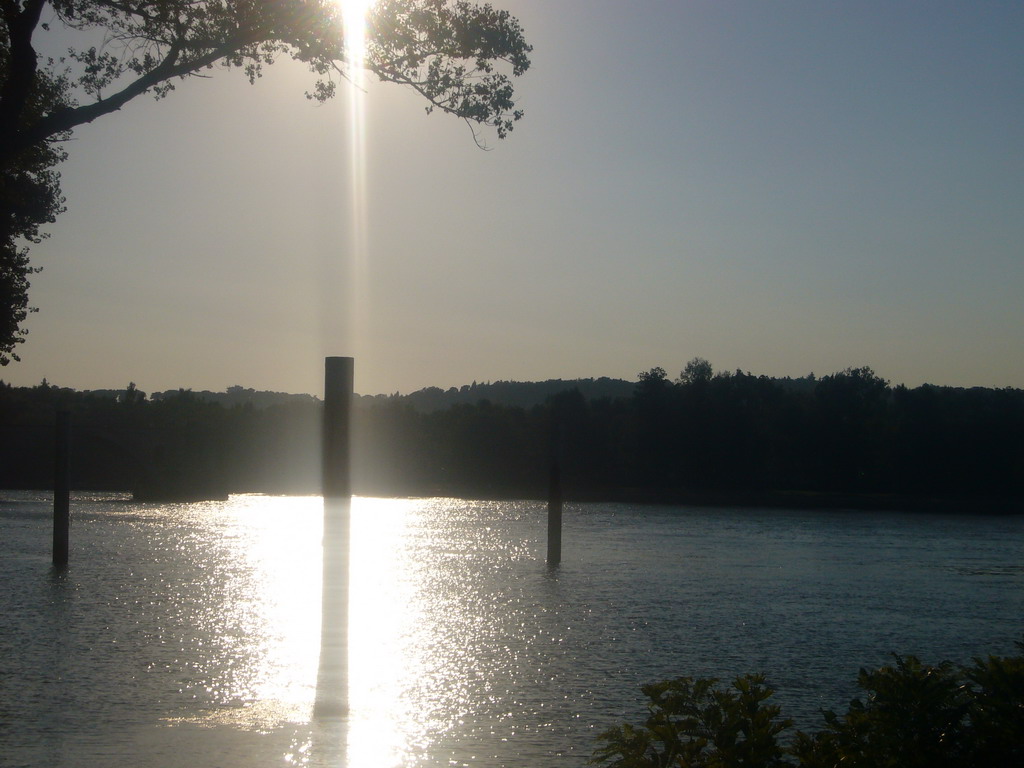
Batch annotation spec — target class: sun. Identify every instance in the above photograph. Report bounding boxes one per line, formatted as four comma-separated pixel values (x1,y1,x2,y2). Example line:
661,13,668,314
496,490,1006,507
339,0,374,71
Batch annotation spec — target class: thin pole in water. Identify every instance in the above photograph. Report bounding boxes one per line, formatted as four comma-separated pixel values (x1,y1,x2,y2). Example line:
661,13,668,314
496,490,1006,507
53,410,70,568
547,460,562,567
315,356,353,717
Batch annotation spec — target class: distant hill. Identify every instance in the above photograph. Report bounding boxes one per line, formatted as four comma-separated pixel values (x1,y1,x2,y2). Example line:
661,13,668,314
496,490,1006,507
4,377,638,411
359,377,638,413
150,385,319,409
4,374,824,412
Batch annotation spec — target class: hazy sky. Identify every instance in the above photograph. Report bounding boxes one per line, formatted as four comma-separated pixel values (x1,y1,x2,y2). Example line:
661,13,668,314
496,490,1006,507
6,1,1023,396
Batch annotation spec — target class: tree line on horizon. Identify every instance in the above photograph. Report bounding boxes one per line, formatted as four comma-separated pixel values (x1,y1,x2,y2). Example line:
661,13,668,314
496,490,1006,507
0,361,1021,509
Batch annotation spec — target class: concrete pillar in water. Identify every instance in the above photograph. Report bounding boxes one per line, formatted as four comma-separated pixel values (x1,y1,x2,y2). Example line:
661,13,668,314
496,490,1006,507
315,356,353,717
53,410,70,568
547,460,562,567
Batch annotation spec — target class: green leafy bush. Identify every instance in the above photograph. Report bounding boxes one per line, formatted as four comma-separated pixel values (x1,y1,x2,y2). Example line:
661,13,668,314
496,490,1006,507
592,642,1024,768
590,674,792,768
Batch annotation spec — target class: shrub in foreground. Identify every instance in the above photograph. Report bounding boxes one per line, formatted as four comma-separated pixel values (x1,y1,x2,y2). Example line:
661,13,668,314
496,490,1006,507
591,642,1024,768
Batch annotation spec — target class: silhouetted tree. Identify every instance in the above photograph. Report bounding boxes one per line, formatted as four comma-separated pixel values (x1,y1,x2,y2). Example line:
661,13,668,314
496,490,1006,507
812,367,891,491
634,367,677,487
1,1,531,162
0,0,532,358
678,356,713,386
0,38,70,363
637,366,670,393
120,381,144,404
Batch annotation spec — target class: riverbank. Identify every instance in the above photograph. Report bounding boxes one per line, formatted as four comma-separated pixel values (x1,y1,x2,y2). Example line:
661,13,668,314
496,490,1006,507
573,488,1024,515
6,482,1022,515
365,482,1024,515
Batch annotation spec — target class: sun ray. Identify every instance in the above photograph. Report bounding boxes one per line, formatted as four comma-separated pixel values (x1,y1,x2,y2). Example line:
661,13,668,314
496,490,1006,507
335,0,373,377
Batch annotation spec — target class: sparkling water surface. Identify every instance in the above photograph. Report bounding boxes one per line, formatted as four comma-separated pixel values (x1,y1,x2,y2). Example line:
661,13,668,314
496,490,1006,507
2,492,1022,767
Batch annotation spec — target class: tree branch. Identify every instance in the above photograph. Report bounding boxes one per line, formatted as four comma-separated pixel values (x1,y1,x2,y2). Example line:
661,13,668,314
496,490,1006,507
0,0,48,142
3,27,265,165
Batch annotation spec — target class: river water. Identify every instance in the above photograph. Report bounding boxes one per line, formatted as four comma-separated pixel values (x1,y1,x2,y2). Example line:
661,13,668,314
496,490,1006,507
1,492,1022,767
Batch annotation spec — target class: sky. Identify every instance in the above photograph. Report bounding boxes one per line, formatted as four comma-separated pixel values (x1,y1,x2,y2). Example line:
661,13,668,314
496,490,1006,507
6,0,1024,397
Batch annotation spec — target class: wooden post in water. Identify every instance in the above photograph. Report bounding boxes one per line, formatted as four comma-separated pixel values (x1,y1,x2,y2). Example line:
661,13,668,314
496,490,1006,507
547,460,562,567
323,356,353,500
53,410,71,567
315,356,353,717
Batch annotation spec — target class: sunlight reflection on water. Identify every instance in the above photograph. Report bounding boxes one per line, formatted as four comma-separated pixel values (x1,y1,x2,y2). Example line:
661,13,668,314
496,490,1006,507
125,494,542,767
158,495,431,765
348,497,418,766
